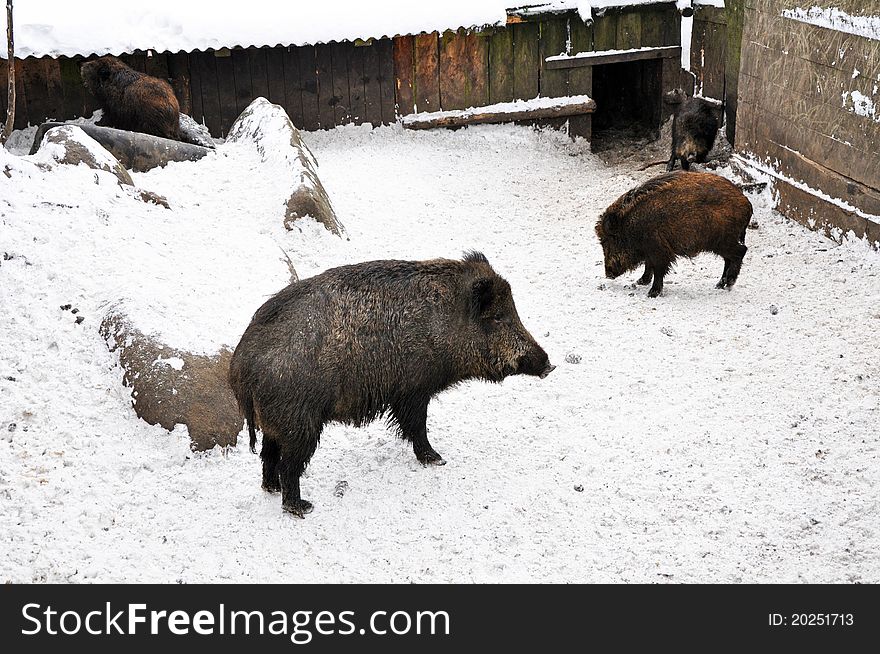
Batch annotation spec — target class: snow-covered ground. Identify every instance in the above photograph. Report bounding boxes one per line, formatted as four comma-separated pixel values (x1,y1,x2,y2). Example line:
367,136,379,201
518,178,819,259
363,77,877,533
1,122,878,583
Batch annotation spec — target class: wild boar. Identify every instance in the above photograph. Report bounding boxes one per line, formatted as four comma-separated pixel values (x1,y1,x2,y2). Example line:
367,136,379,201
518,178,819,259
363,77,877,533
229,252,555,516
666,89,721,171
81,56,181,141
595,171,753,297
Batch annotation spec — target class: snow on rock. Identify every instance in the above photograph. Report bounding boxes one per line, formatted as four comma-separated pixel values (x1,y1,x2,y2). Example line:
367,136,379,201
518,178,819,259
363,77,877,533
782,6,880,41
32,125,133,186
226,97,344,236
2,123,879,583
100,311,241,451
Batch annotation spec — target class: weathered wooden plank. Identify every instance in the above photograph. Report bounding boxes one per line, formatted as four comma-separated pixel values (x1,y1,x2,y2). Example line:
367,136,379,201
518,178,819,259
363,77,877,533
376,38,396,124
363,40,384,126
748,102,878,192
0,59,7,119
539,18,570,98
266,47,287,108
346,41,366,125
195,51,222,137
616,10,642,50
593,12,618,51
546,46,681,69
145,51,170,81
231,48,253,115
439,30,489,110
754,137,880,214
512,22,540,101
414,33,440,112
315,43,335,129
249,47,271,103
214,50,238,136
489,28,515,104
13,59,28,129
640,8,665,48
329,41,351,125
774,176,876,245
662,5,681,46
299,46,320,131
20,58,51,126
281,46,304,128
41,57,64,121
167,53,193,116
126,52,147,73
392,36,415,117
568,18,593,140
402,95,596,129
187,52,204,124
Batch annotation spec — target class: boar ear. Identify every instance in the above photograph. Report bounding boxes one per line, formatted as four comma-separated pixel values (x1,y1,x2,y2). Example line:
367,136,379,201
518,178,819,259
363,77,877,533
471,277,494,317
601,212,617,236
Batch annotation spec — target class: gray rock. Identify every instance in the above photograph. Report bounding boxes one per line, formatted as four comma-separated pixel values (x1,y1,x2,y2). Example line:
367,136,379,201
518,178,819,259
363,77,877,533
100,311,241,451
226,97,345,236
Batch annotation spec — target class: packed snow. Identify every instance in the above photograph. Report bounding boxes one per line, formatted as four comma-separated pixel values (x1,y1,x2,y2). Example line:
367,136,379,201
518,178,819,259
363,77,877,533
2,121,879,583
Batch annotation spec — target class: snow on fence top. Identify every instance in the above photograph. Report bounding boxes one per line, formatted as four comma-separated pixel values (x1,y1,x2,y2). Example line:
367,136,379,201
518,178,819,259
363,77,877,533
3,0,695,60
782,6,880,41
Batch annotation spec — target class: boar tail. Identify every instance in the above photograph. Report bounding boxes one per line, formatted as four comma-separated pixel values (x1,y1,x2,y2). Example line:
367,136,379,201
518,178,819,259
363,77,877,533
241,392,258,454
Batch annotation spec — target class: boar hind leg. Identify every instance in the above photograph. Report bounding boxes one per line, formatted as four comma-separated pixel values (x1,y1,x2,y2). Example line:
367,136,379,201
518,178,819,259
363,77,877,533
723,243,748,287
636,265,653,286
392,399,446,466
279,427,320,517
260,434,282,493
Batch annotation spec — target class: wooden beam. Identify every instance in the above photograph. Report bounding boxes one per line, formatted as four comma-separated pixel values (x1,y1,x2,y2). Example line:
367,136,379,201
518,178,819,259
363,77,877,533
401,95,596,130
545,46,681,69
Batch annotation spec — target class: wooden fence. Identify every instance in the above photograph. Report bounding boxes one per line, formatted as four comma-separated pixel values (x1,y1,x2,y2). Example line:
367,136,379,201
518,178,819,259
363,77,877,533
1,4,683,138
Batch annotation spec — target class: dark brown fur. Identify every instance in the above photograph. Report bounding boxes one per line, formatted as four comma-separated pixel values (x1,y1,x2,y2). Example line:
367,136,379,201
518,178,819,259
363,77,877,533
80,56,181,140
665,89,721,171
595,171,753,297
228,252,554,516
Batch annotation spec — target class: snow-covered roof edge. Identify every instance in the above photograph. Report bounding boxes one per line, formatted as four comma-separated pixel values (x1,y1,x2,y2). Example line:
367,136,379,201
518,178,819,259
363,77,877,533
3,1,695,61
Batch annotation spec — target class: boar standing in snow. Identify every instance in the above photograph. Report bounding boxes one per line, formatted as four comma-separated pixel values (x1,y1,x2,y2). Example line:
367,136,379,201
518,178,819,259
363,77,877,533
666,89,720,171
595,171,753,298
80,56,181,141
229,252,555,517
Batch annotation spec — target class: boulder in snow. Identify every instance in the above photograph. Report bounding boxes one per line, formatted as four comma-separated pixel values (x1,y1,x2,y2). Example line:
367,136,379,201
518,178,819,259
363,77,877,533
34,125,134,186
226,97,345,236
100,311,241,451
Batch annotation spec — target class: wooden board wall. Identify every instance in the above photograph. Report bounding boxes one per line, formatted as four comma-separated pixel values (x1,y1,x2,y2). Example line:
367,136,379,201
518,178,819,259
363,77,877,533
736,0,880,243
391,5,680,121
2,4,684,137
1,40,397,138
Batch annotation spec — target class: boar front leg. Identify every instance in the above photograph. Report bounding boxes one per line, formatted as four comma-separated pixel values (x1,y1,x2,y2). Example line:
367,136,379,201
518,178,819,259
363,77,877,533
636,265,653,286
647,260,670,298
392,399,446,466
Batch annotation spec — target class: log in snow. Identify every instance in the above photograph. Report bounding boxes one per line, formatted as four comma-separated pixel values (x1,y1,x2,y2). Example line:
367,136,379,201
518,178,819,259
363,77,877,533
400,95,597,130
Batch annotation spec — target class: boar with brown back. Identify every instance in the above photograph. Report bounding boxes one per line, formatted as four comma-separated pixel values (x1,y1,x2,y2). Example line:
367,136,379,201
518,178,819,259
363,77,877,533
229,252,555,517
81,56,181,141
596,171,753,298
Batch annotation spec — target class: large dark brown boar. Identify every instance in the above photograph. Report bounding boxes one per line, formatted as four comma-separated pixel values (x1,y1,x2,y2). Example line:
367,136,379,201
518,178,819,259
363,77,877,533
80,56,181,140
666,89,721,171
595,171,753,298
229,252,555,517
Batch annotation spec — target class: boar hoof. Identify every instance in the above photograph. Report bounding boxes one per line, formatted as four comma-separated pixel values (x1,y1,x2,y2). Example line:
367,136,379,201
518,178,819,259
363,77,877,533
647,288,662,298
715,279,728,289
262,480,282,494
282,499,314,517
416,449,447,466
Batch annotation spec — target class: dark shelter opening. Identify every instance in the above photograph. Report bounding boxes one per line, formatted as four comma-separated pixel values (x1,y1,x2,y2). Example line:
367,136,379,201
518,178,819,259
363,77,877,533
590,59,662,150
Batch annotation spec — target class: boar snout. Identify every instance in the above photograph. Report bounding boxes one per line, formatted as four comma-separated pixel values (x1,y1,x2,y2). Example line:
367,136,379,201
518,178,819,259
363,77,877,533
539,363,556,379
